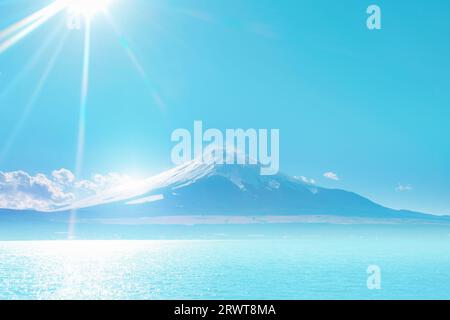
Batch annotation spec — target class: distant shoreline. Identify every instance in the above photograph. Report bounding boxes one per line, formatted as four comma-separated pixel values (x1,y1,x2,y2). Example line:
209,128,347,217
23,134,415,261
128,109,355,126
87,214,450,226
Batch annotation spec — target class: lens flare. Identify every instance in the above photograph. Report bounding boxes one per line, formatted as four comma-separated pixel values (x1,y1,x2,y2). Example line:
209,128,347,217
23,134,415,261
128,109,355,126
68,0,110,18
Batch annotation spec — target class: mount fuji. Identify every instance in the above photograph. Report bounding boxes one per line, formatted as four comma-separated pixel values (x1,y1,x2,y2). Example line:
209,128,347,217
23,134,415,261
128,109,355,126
1,149,449,225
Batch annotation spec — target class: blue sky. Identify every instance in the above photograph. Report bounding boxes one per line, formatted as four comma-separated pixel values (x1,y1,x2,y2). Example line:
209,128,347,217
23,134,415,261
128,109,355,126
0,0,449,214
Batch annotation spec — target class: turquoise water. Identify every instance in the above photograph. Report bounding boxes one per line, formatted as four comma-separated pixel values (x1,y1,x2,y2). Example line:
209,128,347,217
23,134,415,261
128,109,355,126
1,234,450,299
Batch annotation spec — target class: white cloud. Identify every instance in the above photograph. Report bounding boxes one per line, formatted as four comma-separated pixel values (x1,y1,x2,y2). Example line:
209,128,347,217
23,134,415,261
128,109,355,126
396,183,413,192
0,169,131,212
52,168,75,185
323,171,339,181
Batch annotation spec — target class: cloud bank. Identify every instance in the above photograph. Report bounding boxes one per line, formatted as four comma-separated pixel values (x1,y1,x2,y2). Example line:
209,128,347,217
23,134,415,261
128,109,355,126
0,169,131,211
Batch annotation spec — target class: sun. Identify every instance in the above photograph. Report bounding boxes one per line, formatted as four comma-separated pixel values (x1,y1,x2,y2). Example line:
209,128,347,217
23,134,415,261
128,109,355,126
67,0,111,18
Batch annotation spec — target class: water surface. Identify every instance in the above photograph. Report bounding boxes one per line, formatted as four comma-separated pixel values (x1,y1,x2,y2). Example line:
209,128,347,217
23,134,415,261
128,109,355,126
1,231,450,299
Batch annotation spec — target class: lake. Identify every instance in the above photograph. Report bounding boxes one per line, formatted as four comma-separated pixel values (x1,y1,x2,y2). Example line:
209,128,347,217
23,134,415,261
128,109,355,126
1,225,450,299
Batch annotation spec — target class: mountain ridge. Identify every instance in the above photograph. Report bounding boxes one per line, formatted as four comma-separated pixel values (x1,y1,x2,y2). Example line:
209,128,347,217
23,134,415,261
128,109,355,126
1,149,449,224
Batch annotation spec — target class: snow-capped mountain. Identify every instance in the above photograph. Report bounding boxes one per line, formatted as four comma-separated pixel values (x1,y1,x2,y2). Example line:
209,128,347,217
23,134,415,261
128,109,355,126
1,149,448,224
55,149,446,222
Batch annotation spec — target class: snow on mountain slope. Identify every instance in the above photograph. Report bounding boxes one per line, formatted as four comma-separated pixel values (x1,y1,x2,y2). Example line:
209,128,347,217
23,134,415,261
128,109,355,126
4,148,445,222
50,149,439,221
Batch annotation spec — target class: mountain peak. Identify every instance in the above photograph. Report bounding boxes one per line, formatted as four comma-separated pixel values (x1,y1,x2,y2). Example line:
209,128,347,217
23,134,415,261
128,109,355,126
198,146,260,167
155,147,266,192
47,149,448,222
